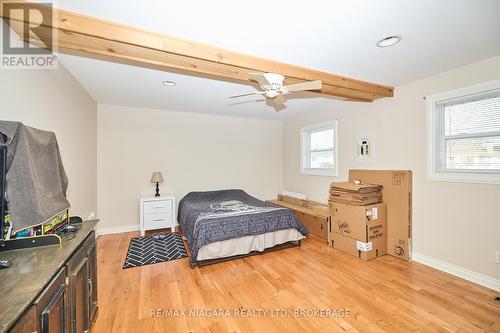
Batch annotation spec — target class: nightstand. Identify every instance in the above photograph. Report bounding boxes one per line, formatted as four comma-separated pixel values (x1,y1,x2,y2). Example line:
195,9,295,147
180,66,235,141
140,196,176,236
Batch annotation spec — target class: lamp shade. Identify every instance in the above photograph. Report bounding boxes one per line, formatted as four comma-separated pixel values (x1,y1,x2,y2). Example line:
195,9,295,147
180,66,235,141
150,172,164,183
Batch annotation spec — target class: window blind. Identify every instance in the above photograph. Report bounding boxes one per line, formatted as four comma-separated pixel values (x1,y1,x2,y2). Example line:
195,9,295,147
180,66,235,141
440,92,500,170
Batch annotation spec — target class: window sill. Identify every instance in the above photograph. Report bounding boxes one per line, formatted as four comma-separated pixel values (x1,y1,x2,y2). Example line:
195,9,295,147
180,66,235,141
301,168,337,177
426,170,500,185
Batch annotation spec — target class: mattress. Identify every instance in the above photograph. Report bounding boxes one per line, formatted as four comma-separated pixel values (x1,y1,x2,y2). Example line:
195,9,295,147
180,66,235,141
197,228,305,261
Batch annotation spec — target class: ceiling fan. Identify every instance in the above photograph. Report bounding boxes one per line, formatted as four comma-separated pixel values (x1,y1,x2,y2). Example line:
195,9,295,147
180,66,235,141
228,73,322,111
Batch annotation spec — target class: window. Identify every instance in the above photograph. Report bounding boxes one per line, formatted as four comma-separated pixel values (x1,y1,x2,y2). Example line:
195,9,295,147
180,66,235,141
426,79,500,184
301,121,337,176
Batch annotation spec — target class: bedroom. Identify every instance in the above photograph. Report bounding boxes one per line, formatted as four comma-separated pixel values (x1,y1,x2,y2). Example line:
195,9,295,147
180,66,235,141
0,0,499,332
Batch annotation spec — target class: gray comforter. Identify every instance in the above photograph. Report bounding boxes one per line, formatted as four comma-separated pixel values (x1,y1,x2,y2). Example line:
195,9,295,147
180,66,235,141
178,189,308,266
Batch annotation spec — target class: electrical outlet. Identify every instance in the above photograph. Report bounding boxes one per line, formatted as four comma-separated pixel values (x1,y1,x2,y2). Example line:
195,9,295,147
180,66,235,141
496,251,500,264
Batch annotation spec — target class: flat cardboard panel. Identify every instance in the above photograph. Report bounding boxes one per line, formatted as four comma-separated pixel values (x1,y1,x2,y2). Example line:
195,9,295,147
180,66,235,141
331,231,387,261
328,191,383,206
349,170,412,260
330,182,382,193
330,202,386,242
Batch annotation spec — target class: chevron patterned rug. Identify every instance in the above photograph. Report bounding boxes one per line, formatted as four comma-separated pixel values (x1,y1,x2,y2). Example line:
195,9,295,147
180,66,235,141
123,233,188,269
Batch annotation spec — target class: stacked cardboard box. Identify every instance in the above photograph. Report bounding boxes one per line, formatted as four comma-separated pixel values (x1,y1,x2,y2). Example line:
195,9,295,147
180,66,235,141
349,170,412,261
328,181,386,260
329,182,383,206
328,202,387,260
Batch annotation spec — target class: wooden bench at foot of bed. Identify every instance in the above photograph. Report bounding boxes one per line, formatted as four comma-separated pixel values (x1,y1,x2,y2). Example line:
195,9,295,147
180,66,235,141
268,195,330,242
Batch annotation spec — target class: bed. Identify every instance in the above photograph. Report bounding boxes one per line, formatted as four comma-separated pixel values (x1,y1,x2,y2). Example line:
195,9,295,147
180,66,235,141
177,189,308,268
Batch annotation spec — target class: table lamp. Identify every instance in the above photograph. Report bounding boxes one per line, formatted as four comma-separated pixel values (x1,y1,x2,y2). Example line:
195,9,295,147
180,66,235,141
150,172,164,197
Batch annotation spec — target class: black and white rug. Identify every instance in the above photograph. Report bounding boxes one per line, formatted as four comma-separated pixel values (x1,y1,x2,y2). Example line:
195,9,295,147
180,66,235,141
123,233,188,269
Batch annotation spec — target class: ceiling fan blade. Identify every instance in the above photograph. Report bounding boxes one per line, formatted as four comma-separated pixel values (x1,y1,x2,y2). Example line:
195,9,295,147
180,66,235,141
228,91,265,99
249,72,272,87
273,94,287,105
228,99,266,106
267,100,287,112
274,104,287,112
267,95,287,112
283,80,322,93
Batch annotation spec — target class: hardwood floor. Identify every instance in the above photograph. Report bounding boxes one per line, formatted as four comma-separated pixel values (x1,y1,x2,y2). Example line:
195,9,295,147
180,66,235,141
92,232,500,333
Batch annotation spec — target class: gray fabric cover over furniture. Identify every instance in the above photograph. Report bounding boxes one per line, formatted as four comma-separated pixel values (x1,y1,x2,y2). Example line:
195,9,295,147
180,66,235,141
178,189,308,267
0,121,70,231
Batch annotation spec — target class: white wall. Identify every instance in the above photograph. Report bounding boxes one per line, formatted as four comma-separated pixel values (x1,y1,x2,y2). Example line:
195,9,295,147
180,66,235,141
0,66,98,219
283,55,500,281
97,104,283,231
3,54,496,285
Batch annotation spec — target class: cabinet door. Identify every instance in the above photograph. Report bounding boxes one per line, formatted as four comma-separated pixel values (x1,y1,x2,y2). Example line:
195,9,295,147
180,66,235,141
66,245,90,333
41,284,66,333
87,240,98,324
71,257,89,333
9,306,39,333
33,267,68,333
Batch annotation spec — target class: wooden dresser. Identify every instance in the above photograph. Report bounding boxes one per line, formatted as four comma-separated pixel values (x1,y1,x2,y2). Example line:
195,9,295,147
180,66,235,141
0,220,98,333
268,195,330,241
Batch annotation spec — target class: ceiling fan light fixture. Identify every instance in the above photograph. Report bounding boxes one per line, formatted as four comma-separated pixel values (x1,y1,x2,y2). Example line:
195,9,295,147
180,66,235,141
228,72,322,112
266,90,280,98
162,80,176,86
376,35,401,48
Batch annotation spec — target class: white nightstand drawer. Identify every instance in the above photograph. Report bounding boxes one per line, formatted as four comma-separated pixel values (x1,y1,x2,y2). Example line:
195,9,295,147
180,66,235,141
144,213,172,229
143,200,172,214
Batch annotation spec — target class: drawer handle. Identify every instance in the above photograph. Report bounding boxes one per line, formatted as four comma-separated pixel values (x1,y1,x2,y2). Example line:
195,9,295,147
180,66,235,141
153,219,164,222
152,206,164,209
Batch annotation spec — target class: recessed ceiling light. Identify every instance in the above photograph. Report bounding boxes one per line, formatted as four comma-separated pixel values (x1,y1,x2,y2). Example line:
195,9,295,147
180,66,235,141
162,80,176,86
376,35,401,48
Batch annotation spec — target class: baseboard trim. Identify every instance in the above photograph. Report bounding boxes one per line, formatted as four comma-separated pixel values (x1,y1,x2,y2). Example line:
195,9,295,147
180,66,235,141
95,224,139,236
412,251,500,292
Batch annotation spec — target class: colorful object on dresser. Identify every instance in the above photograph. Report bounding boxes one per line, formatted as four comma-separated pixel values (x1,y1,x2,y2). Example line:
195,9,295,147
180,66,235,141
0,208,78,251
9,210,69,239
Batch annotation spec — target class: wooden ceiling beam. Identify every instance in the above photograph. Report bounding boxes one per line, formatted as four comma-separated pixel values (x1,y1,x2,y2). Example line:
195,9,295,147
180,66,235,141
1,2,394,101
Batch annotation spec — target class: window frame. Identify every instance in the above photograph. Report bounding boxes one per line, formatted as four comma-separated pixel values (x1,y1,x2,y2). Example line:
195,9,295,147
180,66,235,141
300,121,338,177
426,79,500,184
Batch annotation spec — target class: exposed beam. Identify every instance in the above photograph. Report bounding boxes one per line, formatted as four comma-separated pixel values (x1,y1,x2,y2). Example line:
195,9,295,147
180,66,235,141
1,2,394,101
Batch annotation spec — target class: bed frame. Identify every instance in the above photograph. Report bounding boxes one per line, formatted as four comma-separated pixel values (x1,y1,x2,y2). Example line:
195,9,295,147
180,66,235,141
190,239,301,268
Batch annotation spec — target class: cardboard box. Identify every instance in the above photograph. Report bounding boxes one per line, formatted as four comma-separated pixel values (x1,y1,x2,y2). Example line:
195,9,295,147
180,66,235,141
328,191,383,206
329,181,381,193
329,181,383,205
349,170,412,261
329,202,386,242
330,231,387,261
327,202,387,261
